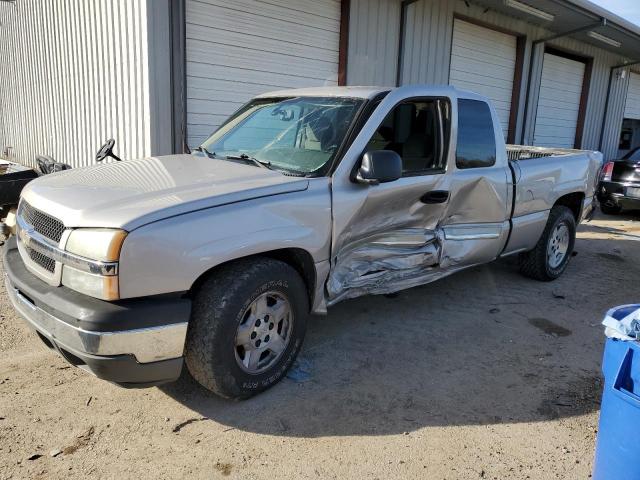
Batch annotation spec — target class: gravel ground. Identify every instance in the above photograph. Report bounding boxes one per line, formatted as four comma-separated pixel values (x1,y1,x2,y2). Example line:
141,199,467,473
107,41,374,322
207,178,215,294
0,212,638,480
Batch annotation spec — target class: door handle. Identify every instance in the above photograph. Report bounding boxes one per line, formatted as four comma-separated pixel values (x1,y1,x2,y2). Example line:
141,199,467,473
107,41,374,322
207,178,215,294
420,190,449,204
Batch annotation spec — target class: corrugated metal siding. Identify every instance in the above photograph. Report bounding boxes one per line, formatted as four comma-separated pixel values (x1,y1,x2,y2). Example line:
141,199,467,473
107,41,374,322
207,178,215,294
601,68,630,159
0,0,167,169
348,0,630,159
185,0,341,148
346,0,400,86
624,72,640,120
400,0,454,85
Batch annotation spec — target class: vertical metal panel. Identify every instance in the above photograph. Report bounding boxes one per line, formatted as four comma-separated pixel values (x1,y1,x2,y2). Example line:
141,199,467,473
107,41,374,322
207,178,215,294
600,68,630,159
0,0,163,169
400,0,454,85
346,0,400,86
146,0,173,156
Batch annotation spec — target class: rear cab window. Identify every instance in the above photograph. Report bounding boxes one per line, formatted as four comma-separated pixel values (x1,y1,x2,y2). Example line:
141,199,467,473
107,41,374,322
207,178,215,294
456,99,496,169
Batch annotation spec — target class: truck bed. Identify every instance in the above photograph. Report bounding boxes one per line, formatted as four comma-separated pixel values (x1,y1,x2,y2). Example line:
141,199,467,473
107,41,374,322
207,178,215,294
506,144,589,161
507,144,603,220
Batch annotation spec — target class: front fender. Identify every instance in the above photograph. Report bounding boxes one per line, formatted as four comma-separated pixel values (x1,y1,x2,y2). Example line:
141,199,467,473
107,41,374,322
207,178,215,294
118,180,332,299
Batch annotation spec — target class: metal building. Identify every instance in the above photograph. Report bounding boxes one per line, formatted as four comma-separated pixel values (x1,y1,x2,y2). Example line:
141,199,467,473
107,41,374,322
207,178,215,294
1,0,640,169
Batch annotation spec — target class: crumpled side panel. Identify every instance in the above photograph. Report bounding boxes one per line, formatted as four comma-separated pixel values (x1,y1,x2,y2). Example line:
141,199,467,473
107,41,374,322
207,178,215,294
326,222,508,305
327,228,447,304
443,175,508,224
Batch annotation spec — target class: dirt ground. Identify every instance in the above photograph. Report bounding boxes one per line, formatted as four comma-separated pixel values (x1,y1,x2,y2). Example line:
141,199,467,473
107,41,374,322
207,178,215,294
0,211,639,480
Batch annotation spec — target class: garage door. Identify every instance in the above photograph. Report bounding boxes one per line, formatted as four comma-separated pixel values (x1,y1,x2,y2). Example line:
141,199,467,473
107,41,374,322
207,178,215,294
449,19,517,140
185,0,341,147
624,72,640,120
533,53,585,148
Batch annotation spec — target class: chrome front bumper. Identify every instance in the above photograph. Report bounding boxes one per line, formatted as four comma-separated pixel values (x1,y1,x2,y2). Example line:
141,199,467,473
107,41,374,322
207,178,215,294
4,273,187,364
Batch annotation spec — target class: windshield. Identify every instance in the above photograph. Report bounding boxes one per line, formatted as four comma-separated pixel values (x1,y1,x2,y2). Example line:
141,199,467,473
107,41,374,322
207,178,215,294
199,96,364,175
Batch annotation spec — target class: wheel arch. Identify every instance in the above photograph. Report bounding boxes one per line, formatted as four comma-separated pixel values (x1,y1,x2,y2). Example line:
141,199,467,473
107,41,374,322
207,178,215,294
553,191,585,222
188,248,318,312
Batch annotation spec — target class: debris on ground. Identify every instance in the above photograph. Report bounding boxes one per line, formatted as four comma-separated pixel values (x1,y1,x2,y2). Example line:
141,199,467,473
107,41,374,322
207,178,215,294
172,417,208,433
62,426,95,455
214,462,233,476
286,358,312,383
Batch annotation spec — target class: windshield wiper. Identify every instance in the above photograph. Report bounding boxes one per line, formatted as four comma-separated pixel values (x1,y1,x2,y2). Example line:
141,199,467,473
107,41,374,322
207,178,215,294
193,146,217,159
226,153,272,170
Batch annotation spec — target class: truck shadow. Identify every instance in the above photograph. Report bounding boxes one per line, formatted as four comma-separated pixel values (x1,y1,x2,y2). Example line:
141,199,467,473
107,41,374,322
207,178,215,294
160,233,636,437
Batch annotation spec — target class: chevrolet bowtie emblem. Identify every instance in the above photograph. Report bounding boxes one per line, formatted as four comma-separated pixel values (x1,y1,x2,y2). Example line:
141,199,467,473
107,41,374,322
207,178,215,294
19,226,35,247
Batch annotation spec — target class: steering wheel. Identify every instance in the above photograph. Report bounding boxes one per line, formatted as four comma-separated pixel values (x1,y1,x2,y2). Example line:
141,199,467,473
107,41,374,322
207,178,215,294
96,139,122,162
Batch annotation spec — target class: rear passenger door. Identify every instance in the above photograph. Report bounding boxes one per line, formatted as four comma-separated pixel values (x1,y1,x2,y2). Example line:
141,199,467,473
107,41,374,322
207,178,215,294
438,99,511,269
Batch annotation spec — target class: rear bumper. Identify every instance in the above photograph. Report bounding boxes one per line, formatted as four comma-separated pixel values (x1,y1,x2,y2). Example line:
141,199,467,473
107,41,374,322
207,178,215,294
598,181,640,210
3,236,191,387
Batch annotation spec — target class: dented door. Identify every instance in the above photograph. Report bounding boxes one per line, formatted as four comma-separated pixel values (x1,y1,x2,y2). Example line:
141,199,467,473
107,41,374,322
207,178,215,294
327,87,511,305
327,172,451,303
327,96,453,304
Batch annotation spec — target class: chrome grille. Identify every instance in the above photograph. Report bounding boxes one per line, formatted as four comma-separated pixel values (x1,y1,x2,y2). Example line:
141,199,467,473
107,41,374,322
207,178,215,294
26,246,56,273
19,202,65,243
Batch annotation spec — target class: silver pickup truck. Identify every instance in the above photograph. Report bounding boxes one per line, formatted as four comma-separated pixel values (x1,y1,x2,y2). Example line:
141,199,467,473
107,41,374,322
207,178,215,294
3,85,602,398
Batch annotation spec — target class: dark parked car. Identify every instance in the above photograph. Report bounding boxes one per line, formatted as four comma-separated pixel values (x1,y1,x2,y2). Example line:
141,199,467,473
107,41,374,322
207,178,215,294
0,160,38,208
598,147,640,215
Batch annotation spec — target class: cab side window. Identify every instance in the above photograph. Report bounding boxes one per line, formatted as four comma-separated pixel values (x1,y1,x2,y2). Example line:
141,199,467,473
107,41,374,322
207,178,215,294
456,99,496,169
365,100,445,175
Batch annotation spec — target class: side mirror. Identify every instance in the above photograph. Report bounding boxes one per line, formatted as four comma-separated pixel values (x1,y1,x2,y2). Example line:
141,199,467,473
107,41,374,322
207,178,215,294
96,139,122,162
355,150,402,185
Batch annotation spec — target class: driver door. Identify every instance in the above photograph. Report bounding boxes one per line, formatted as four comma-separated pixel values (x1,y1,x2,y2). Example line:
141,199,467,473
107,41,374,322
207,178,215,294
327,96,452,303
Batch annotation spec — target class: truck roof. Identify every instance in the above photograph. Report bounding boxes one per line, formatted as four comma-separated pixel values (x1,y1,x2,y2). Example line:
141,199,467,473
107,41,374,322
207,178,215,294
256,85,489,102
256,86,391,100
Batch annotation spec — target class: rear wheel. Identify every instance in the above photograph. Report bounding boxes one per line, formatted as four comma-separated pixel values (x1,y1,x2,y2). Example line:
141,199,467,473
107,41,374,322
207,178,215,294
519,206,576,281
600,203,622,215
185,258,308,399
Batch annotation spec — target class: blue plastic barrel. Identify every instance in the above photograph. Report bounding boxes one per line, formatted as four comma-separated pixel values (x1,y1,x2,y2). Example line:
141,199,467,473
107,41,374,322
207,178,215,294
593,337,640,479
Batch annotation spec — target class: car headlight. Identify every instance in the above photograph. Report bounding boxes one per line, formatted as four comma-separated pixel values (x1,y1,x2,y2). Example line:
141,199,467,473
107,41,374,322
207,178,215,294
62,229,127,300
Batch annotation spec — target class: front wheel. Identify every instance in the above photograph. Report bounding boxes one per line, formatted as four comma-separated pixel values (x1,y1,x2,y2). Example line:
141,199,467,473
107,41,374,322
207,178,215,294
519,206,576,281
185,258,309,399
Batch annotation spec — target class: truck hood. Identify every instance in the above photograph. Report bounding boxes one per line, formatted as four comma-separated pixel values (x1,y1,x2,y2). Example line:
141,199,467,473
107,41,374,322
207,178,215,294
21,154,309,230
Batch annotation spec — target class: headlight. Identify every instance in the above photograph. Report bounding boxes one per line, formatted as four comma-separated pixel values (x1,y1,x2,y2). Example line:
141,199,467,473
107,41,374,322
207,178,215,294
65,229,127,262
62,229,127,300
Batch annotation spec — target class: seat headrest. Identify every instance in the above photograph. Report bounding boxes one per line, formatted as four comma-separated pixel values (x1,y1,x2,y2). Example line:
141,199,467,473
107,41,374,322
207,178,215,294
394,103,416,144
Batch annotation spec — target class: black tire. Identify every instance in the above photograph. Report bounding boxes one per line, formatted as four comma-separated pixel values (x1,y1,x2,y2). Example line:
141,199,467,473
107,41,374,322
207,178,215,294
185,258,309,399
519,206,576,282
600,203,622,215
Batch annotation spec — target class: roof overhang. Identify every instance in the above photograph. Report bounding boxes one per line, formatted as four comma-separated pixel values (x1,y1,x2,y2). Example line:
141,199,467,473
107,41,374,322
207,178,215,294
470,0,640,64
